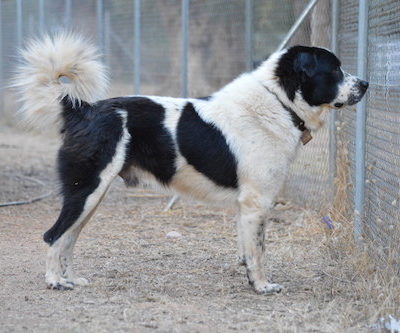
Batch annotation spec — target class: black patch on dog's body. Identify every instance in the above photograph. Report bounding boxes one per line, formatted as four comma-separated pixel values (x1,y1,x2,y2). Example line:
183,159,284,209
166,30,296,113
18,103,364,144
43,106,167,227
117,97,177,184
177,102,238,188
44,98,124,245
275,46,344,106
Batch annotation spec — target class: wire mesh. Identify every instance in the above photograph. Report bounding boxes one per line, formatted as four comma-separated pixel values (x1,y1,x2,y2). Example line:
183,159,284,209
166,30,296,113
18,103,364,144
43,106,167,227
103,0,135,96
20,0,40,39
140,0,181,97
188,0,246,97
336,0,359,211
363,0,400,264
42,0,65,32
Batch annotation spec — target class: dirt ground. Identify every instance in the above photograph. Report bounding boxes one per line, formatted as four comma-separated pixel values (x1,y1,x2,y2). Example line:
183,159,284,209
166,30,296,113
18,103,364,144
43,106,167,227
0,127,394,332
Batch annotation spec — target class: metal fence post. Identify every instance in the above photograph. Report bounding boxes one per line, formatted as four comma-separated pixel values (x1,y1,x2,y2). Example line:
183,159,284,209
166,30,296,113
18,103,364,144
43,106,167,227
354,0,369,244
39,0,45,33
329,0,339,195
104,11,111,70
165,0,190,211
64,0,72,28
0,0,3,119
134,0,141,95
16,0,23,49
245,0,254,71
181,0,189,98
96,0,105,56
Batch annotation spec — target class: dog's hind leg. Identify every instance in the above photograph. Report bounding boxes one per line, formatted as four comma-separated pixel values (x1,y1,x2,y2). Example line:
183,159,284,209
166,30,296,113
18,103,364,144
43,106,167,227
237,189,283,295
44,114,130,290
44,164,125,290
45,191,106,289
44,184,110,290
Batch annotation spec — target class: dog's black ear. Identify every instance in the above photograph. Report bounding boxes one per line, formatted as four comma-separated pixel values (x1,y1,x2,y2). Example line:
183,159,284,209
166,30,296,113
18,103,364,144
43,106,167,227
294,52,317,77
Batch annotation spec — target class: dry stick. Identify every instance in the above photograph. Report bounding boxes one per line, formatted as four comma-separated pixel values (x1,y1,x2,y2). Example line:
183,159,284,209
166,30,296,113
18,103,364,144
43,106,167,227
0,191,53,207
0,173,53,207
164,195,180,211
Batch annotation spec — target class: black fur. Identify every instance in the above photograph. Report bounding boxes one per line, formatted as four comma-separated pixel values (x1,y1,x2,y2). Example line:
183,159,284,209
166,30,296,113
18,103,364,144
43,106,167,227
44,98,124,245
177,102,238,188
118,97,177,184
275,46,344,106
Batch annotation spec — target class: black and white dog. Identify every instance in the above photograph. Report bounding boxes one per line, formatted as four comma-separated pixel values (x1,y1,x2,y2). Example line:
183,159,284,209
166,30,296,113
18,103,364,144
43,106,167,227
14,33,368,294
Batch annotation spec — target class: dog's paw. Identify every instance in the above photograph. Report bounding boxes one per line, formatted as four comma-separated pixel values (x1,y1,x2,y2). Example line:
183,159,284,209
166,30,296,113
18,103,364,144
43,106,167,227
46,277,75,290
71,277,89,286
46,275,89,290
238,256,246,266
253,282,283,295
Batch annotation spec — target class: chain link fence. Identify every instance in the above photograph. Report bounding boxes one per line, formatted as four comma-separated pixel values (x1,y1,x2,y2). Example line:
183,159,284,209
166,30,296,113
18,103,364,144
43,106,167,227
0,0,399,265
342,0,399,264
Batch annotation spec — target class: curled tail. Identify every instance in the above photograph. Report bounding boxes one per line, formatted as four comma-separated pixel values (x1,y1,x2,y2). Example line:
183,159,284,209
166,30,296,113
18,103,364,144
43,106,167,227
13,32,108,130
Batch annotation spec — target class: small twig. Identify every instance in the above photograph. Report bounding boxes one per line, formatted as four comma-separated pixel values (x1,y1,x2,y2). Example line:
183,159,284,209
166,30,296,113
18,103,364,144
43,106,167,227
0,173,54,207
0,191,53,207
164,195,180,211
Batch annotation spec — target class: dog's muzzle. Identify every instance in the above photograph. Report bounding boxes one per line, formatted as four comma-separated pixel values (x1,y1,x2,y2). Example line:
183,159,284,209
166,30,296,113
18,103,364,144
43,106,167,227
347,80,369,105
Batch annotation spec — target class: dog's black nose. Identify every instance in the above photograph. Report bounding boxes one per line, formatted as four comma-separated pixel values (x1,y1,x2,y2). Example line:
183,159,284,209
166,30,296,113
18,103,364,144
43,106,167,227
359,80,369,90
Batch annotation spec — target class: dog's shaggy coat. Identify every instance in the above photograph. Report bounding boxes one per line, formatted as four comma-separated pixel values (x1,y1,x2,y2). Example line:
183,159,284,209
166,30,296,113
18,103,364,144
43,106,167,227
13,33,368,294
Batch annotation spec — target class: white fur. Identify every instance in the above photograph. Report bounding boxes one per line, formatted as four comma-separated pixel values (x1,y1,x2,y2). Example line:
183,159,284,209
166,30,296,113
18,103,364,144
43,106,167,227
111,56,307,294
333,70,360,105
12,32,108,130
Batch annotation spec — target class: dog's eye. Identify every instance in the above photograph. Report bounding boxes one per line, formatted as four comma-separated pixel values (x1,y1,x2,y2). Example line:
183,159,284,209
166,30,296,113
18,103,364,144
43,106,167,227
332,67,340,74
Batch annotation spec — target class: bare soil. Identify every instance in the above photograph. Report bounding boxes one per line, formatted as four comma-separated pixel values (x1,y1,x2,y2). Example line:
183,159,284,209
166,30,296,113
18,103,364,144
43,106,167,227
0,127,386,332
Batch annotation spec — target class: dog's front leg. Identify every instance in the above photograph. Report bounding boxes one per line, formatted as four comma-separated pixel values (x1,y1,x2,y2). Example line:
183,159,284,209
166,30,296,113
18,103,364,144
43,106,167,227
237,193,282,294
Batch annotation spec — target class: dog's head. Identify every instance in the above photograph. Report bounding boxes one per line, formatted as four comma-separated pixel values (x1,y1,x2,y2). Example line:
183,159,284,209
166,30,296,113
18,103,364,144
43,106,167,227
275,46,368,110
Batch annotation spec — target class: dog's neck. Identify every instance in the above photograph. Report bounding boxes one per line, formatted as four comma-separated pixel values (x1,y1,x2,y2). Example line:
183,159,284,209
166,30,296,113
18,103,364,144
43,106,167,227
261,84,312,145
252,50,327,132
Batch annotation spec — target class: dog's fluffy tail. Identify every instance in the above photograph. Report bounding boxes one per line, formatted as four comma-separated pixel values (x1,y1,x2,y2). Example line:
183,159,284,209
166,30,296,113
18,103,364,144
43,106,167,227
13,32,108,130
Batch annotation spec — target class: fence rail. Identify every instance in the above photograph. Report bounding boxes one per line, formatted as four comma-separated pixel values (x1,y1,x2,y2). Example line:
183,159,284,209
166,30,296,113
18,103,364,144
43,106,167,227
0,0,399,265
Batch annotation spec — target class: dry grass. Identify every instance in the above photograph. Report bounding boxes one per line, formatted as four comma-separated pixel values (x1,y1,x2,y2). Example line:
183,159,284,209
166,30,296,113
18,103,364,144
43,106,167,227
274,136,400,330
311,138,400,329
281,205,400,330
